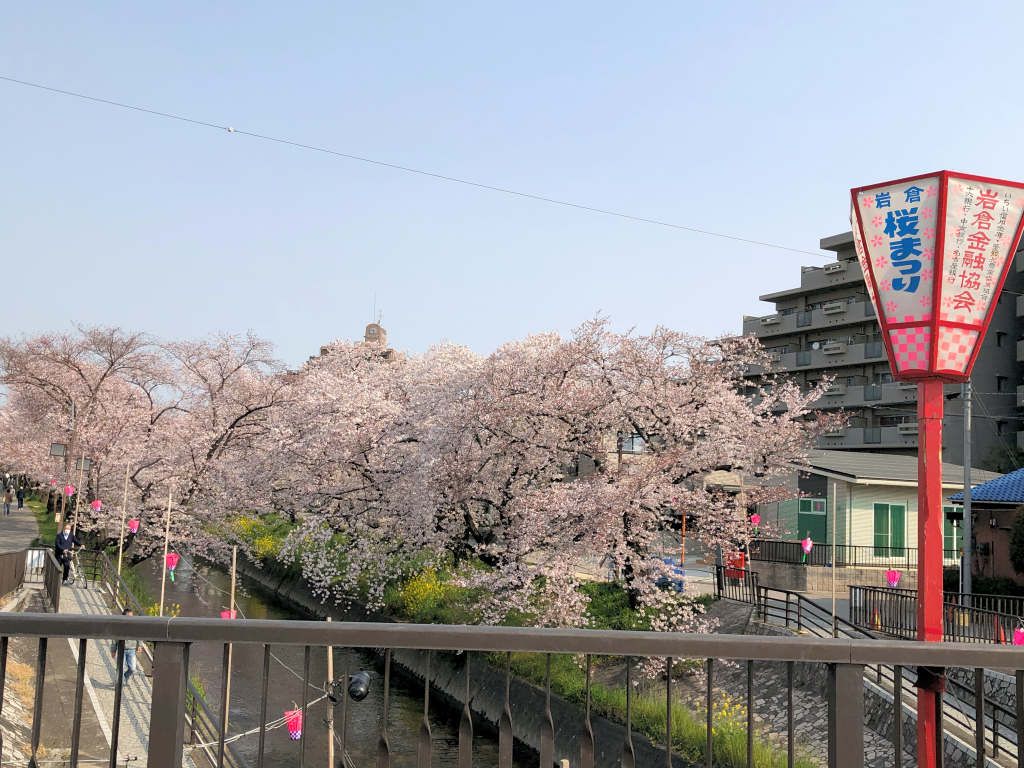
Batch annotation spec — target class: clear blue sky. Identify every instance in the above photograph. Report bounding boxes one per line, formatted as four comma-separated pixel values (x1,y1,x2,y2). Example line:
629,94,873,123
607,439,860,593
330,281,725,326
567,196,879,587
3,2,1022,367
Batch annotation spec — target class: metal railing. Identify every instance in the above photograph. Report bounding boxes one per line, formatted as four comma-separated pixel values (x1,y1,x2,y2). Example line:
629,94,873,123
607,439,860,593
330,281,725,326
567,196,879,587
749,539,961,569
43,548,63,613
849,585,1023,645
0,549,26,602
717,569,1022,765
6,612,1024,768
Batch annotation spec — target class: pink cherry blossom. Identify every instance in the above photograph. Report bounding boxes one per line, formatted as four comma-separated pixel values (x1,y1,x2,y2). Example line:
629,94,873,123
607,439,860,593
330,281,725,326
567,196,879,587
923,227,935,239
943,296,954,308
1001,235,1012,247
920,295,931,308
923,247,934,260
872,216,883,227
871,236,884,248
874,255,887,268
921,206,934,219
921,269,933,281
926,186,938,198
880,279,891,291
862,196,874,208
886,301,898,313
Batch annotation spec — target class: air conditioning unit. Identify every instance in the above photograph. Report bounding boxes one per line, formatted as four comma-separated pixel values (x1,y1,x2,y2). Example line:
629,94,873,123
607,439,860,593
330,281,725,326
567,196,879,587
898,422,919,435
824,384,846,396
822,341,847,355
760,314,781,326
825,428,846,437
823,262,848,274
822,302,846,315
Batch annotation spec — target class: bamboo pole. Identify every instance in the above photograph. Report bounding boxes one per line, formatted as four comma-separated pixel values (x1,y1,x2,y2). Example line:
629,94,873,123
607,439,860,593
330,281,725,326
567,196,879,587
327,616,334,768
71,454,86,537
159,488,172,617
116,464,131,579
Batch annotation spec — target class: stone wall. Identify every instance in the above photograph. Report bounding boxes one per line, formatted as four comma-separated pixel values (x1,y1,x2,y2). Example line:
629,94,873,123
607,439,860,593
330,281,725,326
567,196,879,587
751,561,918,592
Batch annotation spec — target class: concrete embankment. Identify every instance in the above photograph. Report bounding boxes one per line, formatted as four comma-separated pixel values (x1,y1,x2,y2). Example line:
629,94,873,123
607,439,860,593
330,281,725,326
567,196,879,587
231,556,692,768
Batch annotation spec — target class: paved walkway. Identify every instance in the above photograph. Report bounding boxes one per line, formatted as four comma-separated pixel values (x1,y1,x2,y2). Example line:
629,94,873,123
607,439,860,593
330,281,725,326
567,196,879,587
0,499,40,553
58,584,155,766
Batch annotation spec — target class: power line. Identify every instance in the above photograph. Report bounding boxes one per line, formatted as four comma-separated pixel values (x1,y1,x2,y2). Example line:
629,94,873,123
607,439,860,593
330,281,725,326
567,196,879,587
0,74,826,257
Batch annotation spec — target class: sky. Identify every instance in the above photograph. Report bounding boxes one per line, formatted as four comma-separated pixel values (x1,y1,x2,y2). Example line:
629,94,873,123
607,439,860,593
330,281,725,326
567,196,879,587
3,2,1024,368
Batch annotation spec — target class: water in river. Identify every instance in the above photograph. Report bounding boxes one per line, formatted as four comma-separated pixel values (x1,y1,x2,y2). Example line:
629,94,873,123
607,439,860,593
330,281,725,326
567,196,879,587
137,557,525,768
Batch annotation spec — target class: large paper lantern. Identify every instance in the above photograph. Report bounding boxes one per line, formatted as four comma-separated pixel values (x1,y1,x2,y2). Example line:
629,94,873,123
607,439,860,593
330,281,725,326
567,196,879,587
851,172,1024,381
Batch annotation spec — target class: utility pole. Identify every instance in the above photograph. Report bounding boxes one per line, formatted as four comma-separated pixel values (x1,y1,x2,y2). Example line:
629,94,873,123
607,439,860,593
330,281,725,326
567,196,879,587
831,479,837,637
962,380,972,602
218,546,238,768
57,402,76,524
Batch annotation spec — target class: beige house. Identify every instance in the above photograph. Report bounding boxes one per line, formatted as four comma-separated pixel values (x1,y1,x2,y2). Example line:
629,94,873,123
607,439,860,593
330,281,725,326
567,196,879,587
756,450,1000,560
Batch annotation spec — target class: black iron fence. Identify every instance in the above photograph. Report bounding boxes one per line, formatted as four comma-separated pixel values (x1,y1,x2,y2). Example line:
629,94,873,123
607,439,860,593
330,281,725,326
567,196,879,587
849,585,1023,645
42,548,63,613
749,538,960,569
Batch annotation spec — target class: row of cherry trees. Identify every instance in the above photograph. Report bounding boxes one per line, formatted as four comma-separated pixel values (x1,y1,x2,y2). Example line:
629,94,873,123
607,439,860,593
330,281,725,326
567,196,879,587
0,320,833,629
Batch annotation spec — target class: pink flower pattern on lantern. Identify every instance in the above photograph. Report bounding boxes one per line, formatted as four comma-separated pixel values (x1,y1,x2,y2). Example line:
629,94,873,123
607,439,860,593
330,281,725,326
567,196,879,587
871,236,883,248
862,196,874,208
880,280,891,291
943,296,954,308
923,247,934,260
872,216,883,227
1001,235,1012,247
923,227,935,239
885,301,897,313
874,254,887,267
921,206,933,219
921,269,933,281
920,295,931,308
926,185,938,197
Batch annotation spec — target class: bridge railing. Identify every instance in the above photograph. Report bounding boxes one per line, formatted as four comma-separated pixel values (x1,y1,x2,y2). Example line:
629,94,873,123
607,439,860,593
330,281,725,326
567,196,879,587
5,611,1024,768
748,538,961,568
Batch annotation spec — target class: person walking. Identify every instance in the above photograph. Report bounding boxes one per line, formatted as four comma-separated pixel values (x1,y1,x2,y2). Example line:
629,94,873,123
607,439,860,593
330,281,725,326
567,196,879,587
55,523,83,584
2,488,11,516
110,608,143,686
15,486,25,510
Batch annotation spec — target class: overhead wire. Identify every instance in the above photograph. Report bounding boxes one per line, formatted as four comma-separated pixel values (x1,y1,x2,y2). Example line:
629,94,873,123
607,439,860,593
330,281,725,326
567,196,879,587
0,74,826,257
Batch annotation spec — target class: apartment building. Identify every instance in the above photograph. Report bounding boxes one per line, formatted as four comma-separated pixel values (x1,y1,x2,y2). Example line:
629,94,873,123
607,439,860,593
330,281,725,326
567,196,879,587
742,231,1024,467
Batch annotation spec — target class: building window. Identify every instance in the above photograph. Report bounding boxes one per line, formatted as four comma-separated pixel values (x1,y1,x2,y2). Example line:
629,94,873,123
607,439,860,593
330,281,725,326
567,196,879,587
874,503,906,556
998,421,1008,435
796,351,812,366
997,376,1008,392
997,332,1007,348
797,311,813,328
798,499,827,543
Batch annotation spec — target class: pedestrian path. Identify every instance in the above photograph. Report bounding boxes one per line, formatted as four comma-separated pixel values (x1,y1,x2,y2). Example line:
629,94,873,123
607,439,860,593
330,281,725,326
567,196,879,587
58,584,154,766
0,499,40,553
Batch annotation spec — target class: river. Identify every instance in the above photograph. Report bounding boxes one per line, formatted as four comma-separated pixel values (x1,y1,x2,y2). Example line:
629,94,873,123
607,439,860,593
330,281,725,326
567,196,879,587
136,557,527,768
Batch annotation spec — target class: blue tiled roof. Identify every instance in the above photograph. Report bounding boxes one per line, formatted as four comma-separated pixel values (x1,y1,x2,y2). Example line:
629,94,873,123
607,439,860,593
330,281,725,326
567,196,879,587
948,467,1024,503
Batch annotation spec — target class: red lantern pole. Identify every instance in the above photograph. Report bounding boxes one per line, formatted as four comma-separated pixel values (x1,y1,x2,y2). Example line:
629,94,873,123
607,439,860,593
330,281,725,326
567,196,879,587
916,380,945,765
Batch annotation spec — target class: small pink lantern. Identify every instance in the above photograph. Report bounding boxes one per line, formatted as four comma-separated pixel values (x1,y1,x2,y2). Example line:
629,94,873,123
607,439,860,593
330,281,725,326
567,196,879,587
220,609,237,619
49,479,57,487
750,514,761,527
285,708,303,740
165,552,180,582
91,499,103,512
128,519,140,534
64,485,75,497
801,537,813,563
1014,626,1024,646
886,570,902,588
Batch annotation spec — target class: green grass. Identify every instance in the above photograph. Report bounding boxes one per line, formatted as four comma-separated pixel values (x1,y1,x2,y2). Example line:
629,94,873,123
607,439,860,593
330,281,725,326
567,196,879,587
26,498,58,548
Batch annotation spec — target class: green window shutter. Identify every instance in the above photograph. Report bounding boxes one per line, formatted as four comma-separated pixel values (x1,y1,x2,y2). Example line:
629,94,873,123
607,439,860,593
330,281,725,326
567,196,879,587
874,504,890,556
890,505,906,554
799,499,811,513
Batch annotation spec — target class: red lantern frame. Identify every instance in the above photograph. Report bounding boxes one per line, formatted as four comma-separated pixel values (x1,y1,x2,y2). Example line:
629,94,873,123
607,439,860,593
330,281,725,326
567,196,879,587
851,170,1024,383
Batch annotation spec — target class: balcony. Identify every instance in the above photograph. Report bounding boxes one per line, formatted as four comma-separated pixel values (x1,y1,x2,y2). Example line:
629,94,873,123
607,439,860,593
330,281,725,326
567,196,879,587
897,422,919,435
759,258,865,301
1017,294,1024,317
743,300,877,339
812,381,919,411
823,383,846,396
822,340,847,355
